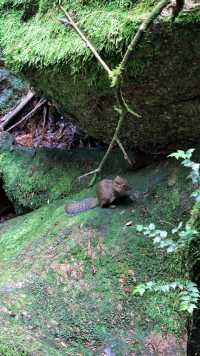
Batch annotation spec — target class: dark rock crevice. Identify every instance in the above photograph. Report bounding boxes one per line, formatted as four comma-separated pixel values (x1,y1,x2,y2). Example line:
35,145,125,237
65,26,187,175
0,178,15,222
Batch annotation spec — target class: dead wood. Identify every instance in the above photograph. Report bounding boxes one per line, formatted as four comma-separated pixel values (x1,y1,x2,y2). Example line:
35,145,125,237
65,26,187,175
7,98,47,133
0,90,35,131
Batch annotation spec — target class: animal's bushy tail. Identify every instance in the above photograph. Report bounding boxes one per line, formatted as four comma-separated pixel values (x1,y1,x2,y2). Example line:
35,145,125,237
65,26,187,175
64,197,98,215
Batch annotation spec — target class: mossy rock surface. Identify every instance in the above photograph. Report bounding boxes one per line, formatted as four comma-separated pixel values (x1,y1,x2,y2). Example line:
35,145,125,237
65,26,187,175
0,0,200,149
26,19,200,150
0,64,27,115
0,146,194,354
0,145,131,212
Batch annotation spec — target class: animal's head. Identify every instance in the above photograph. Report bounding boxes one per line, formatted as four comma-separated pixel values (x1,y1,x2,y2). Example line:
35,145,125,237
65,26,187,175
113,176,129,193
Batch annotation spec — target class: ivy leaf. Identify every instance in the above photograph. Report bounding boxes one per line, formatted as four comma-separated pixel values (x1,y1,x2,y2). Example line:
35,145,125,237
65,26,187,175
185,148,195,159
153,236,161,243
149,223,155,231
136,225,144,232
179,303,190,311
133,284,146,296
182,304,197,314
160,230,168,238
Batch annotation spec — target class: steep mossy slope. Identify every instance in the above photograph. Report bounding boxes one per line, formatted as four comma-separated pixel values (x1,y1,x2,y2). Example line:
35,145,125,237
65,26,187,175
0,146,194,354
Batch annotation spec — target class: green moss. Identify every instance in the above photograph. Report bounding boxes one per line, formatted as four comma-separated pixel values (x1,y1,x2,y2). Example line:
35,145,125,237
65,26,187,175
0,147,131,212
0,0,199,74
0,156,190,353
176,7,200,25
0,0,165,72
0,148,79,212
0,343,27,355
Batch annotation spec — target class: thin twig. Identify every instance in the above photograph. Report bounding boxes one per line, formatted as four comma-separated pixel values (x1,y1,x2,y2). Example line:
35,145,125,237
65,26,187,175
88,98,125,186
116,0,171,84
116,137,133,166
7,99,47,132
41,104,48,143
77,168,100,182
59,5,112,77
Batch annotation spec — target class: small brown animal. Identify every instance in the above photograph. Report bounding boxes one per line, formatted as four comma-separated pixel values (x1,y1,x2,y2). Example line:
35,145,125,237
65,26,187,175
64,176,130,215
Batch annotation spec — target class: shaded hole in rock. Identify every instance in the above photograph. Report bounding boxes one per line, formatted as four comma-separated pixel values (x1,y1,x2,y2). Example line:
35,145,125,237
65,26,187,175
4,97,108,151
0,179,16,223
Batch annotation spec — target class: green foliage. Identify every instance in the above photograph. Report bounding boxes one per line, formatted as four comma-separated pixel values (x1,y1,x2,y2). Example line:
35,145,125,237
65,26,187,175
136,221,198,253
133,280,199,314
169,148,200,201
0,343,27,355
135,149,200,314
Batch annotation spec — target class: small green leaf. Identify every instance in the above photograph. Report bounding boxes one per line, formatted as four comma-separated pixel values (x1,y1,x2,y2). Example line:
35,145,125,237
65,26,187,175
136,225,144,232
149,223,155,231
160,230,167,238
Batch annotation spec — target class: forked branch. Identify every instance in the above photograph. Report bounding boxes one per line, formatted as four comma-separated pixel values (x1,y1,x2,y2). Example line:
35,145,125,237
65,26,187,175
59,0,174,186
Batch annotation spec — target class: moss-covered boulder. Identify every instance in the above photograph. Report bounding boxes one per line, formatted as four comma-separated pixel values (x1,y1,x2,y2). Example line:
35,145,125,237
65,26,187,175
0,1,200,149
0,147,191,354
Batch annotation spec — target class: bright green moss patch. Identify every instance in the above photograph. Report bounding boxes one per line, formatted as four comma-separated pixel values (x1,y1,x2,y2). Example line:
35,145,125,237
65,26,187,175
0,0,199,73
0,1,164,71
0,148,80,212
0,157,191,353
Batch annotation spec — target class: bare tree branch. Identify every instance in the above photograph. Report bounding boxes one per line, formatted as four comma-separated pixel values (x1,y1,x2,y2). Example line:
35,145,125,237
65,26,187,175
59,0,174,186
59,6,112,77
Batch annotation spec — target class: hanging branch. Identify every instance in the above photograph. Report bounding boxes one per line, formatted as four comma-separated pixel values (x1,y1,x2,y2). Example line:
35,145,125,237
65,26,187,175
59,0,172,186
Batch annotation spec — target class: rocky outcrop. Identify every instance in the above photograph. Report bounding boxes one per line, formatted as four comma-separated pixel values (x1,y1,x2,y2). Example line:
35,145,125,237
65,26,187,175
25,15,200,152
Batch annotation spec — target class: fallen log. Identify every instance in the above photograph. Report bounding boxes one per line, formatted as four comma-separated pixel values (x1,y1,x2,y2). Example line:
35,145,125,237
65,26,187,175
6,98,47,132
0,90,35,131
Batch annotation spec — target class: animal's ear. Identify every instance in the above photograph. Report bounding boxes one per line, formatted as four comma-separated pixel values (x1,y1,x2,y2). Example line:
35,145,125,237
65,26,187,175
114,176,123,183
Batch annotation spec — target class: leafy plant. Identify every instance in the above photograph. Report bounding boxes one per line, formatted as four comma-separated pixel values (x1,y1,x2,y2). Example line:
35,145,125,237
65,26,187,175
136,222,198,253
134,149,200,314
133,280,199,314
169,148,200,201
